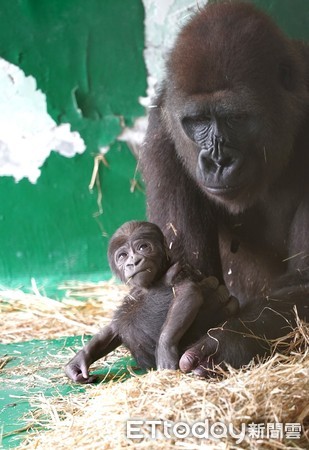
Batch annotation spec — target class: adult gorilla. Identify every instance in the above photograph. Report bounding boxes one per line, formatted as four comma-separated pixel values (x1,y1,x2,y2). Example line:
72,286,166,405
140,1,309,376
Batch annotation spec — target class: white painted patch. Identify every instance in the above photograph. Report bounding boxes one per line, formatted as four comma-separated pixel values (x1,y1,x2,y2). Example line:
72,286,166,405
141,0,208,88
118,117,148,157
99,146,110,155
0,58,86,183
120,1,208,153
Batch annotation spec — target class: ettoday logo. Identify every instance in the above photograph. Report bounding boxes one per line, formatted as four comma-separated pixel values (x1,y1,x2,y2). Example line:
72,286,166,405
126,419,302,443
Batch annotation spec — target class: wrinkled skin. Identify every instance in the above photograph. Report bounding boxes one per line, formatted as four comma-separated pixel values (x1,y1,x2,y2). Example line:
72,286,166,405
140,1,309,376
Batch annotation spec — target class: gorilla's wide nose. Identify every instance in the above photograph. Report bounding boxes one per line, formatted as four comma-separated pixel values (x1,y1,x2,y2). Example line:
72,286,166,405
199,143,236,173
127,254,142,269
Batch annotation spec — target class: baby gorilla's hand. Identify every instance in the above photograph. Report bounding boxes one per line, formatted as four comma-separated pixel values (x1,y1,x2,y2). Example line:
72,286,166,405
200,277,240,318
64,350,98,384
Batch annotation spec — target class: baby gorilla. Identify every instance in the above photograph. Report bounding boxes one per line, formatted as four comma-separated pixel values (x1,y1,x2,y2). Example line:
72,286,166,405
65,221,238,383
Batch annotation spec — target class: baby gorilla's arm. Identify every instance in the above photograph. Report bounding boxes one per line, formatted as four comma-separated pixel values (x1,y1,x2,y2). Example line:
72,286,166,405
65,325,121,383
156,279,204,369
156,277,239,370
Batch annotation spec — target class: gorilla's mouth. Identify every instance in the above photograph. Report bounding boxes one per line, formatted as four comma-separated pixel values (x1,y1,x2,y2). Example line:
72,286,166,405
131,268,156,288
133,269,150,277
205,183,245,197
132,268,154,281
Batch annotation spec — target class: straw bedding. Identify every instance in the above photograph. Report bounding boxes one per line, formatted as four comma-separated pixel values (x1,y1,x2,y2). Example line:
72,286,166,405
1,281,308,449
0,280,128,343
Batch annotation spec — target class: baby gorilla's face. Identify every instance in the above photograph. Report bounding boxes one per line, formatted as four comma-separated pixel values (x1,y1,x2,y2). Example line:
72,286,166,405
116,238,163,288
109,221,170,288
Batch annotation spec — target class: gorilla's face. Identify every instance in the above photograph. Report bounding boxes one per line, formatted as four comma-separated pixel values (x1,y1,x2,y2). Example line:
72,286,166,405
108,221,169,288
179,96,266,211
162,2,306,214
164,88,294,214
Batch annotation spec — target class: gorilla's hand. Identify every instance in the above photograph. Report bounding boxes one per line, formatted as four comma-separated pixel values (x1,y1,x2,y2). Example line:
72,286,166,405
64,350,98,384
179,319,268,377
201,280,239,318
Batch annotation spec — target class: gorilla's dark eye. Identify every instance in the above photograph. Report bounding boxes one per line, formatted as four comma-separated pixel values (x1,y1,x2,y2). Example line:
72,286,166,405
117,251,128,262
226,114,244,123
139,243,150,251
226,115,245,128
182,116,211,142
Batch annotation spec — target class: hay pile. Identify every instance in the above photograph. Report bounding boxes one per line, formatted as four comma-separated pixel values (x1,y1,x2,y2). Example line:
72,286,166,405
0,280,128,343
19,324,309,449
1,280,308,449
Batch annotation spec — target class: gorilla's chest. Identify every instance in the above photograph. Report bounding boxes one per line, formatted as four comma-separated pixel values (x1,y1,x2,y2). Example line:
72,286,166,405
218,211,289,304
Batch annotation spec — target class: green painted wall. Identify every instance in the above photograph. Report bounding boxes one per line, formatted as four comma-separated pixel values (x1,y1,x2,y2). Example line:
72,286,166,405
0,0,146,292
252,0,309,40
0,0,308,294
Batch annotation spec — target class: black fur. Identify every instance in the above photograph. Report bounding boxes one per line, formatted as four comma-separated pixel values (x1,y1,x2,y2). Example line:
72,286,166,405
140,1,309,375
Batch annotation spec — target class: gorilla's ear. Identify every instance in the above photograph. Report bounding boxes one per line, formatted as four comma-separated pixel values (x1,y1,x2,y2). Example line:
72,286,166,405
278,62,295,91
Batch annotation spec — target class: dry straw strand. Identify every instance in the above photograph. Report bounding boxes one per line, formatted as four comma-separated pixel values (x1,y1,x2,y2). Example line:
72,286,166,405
1,281,308,449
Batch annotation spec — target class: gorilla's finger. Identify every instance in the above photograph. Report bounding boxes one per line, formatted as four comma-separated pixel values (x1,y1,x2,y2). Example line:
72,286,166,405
179,351,200,373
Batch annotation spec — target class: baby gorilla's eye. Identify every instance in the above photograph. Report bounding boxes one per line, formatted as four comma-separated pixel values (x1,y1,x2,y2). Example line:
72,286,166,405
117,251,128,261
139,243,150,251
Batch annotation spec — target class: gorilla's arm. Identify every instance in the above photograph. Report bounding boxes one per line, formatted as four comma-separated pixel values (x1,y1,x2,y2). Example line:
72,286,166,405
156,280,204,370
65,326,121,383
179,278,309,376
141,97,223,280
180,197,309,376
